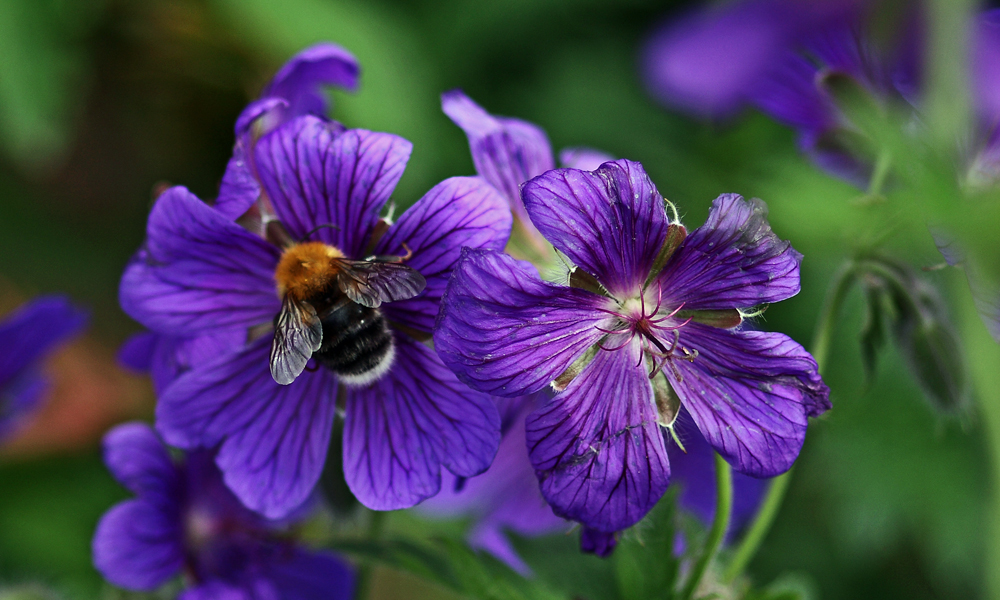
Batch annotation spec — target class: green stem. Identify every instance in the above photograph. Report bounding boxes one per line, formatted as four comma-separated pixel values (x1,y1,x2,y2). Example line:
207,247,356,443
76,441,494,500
953,274,1000,600
810,262,858,373
680,453,733,600
721,262,856,584
721,469,793,584
868,149,893,197
353,510,388,600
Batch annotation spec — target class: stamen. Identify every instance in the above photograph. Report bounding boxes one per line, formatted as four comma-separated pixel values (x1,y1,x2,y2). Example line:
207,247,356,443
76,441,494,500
598,331,636,352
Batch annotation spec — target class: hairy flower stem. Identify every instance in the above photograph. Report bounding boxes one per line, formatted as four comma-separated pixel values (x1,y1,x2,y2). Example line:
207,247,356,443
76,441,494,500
353,510,388,600
954,274,1000,600
721,263,856,585
680,453,733,600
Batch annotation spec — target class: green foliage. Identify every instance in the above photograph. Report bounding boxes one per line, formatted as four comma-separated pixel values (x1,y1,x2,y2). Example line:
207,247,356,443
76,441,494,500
331,537,560,600
0,0,103,168
611,493,679,600
855,257,969,414
0,452,123,599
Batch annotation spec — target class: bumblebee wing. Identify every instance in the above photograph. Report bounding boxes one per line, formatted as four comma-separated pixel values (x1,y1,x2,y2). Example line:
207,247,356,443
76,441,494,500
270,295,323,385
336,260,427,308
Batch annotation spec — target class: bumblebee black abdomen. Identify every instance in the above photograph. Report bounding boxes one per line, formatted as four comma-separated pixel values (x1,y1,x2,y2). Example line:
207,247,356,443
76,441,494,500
313,300,394,382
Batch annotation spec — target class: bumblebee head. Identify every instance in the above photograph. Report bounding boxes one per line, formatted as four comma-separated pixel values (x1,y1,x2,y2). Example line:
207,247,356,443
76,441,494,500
274,241,345,299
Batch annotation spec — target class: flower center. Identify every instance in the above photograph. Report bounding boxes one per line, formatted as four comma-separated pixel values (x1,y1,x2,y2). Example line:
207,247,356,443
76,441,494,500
597,285,698,380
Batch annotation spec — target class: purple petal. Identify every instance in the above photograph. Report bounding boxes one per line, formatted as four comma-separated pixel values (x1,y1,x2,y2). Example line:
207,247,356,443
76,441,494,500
434,248,610,397
803,8,922,99
374,176,511,333
158,337,336,518
526,342,670,532
749,51,838,132
120,186,281,335
468,525,532,575
92,499,184,591
151,330,247,395
657,194,801,310
0,295,86,386
255,116,412,259
343,335,500,510
103,422,180,502
558,147,614,171
667,324,829,478
119,330,246,395
263,42,360,119
641,1,796,117
234,97,289,139
118,331,159,372
265,549,355,600
215,142,260,221
523,159,672,298
974,10,1000,122
580,528,618,557
0,372,47,440
179,581,252,600
799,129,873,188
441,90,554,219
641,0,861,117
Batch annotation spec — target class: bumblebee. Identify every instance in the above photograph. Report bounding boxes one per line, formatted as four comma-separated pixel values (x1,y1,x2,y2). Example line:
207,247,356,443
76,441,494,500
270,239,425,386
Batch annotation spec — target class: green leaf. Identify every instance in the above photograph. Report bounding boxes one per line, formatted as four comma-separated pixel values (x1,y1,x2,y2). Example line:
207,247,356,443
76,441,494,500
511,531,621,600
612,492,679,600
859,257,970,415
0,0,102,167
743,573,819,600
329,536,559,600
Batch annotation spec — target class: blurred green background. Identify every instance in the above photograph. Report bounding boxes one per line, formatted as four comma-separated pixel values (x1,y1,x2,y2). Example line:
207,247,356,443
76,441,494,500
0,0,991,599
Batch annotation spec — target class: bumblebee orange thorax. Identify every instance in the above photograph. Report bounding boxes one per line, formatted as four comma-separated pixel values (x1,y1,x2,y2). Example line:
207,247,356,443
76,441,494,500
274,241,345,299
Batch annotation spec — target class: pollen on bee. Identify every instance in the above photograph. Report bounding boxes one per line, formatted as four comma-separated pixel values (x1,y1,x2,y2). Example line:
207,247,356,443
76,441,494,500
274,241,345,298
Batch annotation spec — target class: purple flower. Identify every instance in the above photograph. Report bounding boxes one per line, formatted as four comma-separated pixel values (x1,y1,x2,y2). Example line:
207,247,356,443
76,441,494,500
0,296,87,441
443,90,612,260
120,114,511,519
416,395,566,574
435,159,829,534
644,0,926,184
122,43,361,383
93,422,354,599
643,1,1000,187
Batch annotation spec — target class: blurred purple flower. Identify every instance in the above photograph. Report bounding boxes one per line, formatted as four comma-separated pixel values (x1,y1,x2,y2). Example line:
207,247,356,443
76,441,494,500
443,90,613,260
644,1,1000,187
645,2,1000,343
643,0,921,185
93,422,354,599
436,159,829,535
120,114,510,519
0,296,87,441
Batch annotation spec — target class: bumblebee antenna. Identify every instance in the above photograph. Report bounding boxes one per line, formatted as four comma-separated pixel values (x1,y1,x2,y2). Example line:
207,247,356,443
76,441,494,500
299,223,341,242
